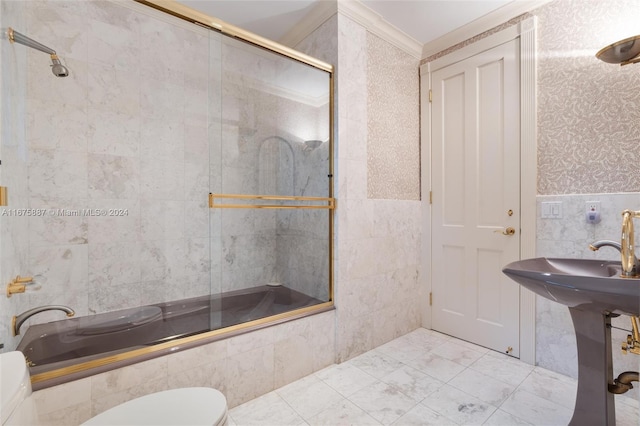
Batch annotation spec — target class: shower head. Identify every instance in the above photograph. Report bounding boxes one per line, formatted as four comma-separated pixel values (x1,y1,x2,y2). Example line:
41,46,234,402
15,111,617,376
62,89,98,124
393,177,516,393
50,54,69,77
7,27,70,77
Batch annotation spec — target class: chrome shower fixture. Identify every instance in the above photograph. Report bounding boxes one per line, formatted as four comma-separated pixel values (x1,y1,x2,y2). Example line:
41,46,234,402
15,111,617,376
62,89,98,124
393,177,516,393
7,27,69,77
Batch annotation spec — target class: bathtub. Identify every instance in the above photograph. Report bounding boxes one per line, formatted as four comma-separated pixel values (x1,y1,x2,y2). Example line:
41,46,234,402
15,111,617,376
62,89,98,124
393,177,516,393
17,285,324,388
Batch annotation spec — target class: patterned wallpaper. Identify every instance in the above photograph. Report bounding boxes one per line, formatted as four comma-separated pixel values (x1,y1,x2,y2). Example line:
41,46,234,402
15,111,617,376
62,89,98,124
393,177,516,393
422,0,640,195
535,0,640,195
367,34,420,200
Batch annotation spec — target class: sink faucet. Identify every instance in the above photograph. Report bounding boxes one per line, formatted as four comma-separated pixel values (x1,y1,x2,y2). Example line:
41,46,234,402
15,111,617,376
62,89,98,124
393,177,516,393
589,239,622,252
12,305,75,336
621,209,640,278
589,209,640,278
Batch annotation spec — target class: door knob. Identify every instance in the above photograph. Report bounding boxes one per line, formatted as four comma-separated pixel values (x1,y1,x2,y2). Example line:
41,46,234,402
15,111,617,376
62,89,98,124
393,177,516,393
495,227,516,236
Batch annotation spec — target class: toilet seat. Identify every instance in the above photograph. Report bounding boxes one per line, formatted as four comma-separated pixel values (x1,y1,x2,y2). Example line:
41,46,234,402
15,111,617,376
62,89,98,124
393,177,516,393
81,387,228,426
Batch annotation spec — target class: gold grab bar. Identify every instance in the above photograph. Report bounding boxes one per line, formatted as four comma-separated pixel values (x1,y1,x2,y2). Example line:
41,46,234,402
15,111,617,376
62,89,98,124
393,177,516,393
209,193,336,210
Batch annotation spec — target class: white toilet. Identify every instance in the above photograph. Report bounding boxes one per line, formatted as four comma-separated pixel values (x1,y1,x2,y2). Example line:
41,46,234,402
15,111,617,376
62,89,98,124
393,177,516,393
0,351,228,426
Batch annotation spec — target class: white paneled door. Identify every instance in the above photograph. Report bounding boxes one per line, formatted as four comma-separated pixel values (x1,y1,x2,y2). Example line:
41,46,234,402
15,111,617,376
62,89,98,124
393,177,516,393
431,39,521,357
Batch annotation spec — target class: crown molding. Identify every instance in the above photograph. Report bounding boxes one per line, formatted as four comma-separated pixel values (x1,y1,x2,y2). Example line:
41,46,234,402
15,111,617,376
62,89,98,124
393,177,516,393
338,0,422,59
280,0,422,60
279,1,338,48
421,0,552,60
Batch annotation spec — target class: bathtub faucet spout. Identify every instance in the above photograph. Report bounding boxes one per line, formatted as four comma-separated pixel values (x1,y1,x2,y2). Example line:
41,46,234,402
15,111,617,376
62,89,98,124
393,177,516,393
12,305,75,336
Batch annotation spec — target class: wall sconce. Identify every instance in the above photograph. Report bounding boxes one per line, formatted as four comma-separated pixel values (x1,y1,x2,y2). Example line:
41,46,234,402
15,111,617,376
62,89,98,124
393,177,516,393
596,35,640,65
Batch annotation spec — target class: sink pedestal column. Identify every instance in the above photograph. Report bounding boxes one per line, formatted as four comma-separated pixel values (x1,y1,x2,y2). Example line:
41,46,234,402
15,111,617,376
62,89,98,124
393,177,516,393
568,307,615,426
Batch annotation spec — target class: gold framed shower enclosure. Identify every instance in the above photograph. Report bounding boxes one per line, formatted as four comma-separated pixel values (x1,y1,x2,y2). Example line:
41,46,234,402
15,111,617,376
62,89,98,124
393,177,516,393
209,193,336,210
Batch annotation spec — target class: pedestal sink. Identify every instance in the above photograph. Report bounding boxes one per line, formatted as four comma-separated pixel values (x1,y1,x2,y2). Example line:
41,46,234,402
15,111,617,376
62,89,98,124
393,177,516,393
503,258,640,426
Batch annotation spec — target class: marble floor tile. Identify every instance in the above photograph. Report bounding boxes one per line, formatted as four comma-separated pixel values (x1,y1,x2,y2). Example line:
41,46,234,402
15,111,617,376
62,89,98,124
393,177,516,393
448,367,516,406
276,375,346,420
469,351,535,388
430,341,487,366
420,384,497,425
314,363,378,398
516,366,577,409
390,402,458,426
376,338,429,364
615,395,640,426
348,381,420,425
483,409,533,425
347,349,405,379
379,364,443,401
307,399,381,426
500,389,573,426
405,352,466,382
228,391,305,426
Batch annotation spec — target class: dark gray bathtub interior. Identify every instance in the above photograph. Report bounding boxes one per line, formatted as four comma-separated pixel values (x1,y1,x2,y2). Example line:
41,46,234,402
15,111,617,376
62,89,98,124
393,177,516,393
18,285,322,376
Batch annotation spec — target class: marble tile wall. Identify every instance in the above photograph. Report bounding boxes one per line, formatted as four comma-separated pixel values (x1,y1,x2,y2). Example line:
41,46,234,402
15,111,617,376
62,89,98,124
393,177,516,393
329,15,423,362
29,310,335,424
13,6,339,424
536,192,640,398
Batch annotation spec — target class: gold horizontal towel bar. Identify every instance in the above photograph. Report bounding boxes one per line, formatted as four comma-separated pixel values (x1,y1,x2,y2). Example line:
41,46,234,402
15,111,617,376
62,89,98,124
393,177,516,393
209,193,336,210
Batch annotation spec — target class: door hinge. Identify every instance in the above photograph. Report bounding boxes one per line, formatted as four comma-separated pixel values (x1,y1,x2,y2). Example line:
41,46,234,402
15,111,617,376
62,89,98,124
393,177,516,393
429,292,433,306
429,191,432,204
429,89,432,103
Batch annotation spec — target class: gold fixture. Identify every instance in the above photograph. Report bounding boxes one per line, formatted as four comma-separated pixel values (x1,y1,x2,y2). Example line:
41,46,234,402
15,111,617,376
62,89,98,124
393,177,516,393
209,193,336,210
507,209,513,216
0,186,7,206
506,346,513,354
494,227,516,236
622,316,640,355
621,209,640,277
596,35,640,66
6,276,34,297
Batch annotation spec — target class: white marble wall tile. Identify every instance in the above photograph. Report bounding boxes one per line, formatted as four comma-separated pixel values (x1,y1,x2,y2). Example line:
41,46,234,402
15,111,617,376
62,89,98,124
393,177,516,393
274,334,315,388
88,154,139,200
27,100,88,152
91,377,168,417
140,199,184,240
28,214,88,247
87,199,140,244
87,18,140,72
29,149,88,200
87,61,140,115
90,356,168,399
227,326,275,356
29,244,87,288
87,109,140,157
88,241,141,288
31,374,91,414
225,345,275,407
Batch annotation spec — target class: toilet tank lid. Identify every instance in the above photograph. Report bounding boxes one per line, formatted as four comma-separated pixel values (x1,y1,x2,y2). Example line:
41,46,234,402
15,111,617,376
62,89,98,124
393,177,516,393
81,387,227,426
0,351,31,425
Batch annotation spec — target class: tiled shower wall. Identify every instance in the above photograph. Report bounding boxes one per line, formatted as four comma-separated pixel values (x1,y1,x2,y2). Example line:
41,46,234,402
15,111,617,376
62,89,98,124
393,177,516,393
0,0,333,355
